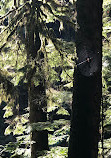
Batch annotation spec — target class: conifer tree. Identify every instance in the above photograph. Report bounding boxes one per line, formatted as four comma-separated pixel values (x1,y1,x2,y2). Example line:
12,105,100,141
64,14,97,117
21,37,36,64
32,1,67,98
68,0,103,157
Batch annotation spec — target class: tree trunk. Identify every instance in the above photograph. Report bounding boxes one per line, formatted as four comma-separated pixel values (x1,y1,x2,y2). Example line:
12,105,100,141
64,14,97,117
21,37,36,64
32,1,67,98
68,0,103,158
28,30,48,158
25,3,48,157
29,77,48,158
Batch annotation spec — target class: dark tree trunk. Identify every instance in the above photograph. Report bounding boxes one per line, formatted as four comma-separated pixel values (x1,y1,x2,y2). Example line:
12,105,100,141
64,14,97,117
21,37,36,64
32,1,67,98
68,0,103,158
29,78,48,158
25,2,48,157
28,30,48,158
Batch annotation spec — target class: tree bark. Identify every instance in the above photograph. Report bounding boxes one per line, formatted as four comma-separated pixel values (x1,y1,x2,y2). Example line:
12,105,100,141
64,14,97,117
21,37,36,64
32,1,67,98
28,31,48,158
25,2,48,157
29,78,48,158
68,0,103,158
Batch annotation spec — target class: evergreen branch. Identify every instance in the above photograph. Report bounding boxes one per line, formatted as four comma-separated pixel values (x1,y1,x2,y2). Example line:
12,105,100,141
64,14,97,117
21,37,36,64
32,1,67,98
0,5,30,36
0,12,19,35
63,67,73,80
34,0,43,7
0,1,29,21
52,41,73,80
44,28,74,80
0,17,23,53
39,8,47,18
42,3,54,15
55,15,76,28
0,43,6,52
45,1,76,28
0,8,16,20
0,69,18,96
30,9,74,81
46,0,62,9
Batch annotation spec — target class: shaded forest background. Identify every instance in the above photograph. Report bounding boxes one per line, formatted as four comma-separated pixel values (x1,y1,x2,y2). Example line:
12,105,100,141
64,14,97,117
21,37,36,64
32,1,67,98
0,0,111,157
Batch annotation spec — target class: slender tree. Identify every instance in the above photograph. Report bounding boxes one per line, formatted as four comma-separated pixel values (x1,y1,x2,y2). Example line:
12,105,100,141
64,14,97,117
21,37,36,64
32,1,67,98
25,1,48,157
68,0,103,158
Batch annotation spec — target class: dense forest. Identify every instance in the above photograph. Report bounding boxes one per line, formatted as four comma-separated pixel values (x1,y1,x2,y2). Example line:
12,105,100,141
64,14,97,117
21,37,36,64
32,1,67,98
0,0,111,158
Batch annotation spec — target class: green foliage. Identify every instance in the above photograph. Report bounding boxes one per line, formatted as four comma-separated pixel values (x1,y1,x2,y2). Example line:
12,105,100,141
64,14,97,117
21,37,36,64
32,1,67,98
3,101,15,118
49,124,70,147
57,107,70,115
31,119,70,132
38,147,68,158
45,40,75,86
47,88,72,109
3,139,31,158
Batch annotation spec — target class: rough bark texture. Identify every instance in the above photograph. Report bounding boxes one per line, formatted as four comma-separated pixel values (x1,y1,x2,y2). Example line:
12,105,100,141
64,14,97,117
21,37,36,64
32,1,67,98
26,3,48,157
68,0,103,158
29,81,48,158
28,35,48,158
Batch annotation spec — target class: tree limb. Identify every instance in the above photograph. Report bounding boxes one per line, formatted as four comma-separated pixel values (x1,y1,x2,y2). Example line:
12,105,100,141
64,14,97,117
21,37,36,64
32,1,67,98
0,69,18,96
0,2,29,21
0,13,28,53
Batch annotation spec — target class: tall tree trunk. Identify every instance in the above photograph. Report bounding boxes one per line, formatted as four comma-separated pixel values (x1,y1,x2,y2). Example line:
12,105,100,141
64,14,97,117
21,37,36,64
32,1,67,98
28,28,48,158
68,0,103,158
29,71,48,158
25,2,48,157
